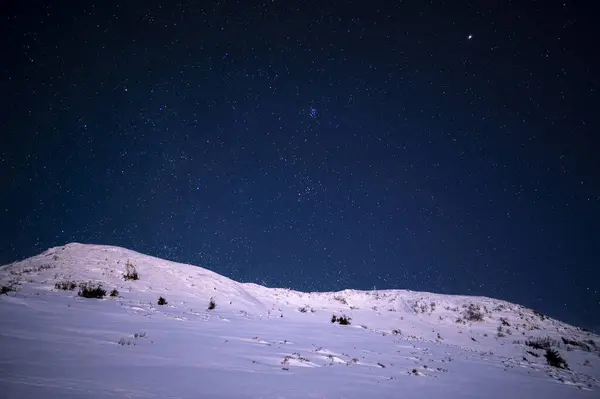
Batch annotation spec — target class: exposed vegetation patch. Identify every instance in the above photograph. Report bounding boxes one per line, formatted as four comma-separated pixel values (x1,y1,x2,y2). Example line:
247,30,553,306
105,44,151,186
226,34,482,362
462,303,484,322
109,288,119,297
208,297,216,310
333,296,348,305
533,310,546,321
497,326,506,338
561,337,591,352
526,337,559,350
123,261,139,281
78,283,106,299
158,296,168,305
9,264,54,276
331,314,352,325
55,280,78,291
298,305,316,313
545,349,568,369
118,333,146,346
0,285,15,295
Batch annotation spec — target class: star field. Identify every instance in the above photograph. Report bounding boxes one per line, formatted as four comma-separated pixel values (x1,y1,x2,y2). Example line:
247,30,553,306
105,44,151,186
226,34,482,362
1,1,598,331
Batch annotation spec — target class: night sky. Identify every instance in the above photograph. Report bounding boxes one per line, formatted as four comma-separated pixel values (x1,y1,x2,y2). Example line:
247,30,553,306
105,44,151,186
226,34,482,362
2,1,598,331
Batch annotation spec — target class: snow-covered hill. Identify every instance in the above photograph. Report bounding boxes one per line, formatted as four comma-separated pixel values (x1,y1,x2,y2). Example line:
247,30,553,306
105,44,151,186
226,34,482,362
0,243,598,398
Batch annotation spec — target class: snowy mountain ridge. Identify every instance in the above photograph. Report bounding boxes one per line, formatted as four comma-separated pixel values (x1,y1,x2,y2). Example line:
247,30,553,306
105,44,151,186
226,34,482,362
1,243,599,398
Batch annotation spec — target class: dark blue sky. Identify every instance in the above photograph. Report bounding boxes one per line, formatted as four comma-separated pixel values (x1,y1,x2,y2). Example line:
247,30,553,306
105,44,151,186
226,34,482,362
1,1,598,330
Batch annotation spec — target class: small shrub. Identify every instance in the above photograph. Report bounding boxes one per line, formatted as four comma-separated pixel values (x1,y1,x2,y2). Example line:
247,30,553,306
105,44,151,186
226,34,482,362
533,310,546,321
55,280,77,291
333,296,348,305
298,306,307,313
123,261,139,281
331,314,351,325
78,283,106,299
109,288,119,297
526,337,558,350
585,339,597,349
545,349,568,369
463,303,484,322
158,296,167,305
208,297,216,310
500,317,510,327
561,337,591,352
0,285,15,295
526,350,540,357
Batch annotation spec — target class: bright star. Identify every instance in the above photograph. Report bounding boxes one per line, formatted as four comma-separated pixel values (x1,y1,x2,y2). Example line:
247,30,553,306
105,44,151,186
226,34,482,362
468,35,473,40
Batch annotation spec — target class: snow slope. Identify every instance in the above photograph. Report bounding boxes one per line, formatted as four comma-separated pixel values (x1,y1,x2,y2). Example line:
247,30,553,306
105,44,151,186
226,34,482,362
0,243,598,398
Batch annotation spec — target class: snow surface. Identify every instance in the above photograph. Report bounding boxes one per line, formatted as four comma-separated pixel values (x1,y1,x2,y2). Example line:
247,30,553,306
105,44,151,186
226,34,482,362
0,242,599,398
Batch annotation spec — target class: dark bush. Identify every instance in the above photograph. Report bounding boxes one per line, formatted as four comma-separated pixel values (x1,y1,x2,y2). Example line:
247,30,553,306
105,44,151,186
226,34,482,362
331,314,351,325
545,349,568,369
208,297,216,310
109,288,119,297
78,283,106,299
123,262,139,281
526,337,558,350
158,296,167,305
533,310,546,321
0,285,15,295
463,303,484,322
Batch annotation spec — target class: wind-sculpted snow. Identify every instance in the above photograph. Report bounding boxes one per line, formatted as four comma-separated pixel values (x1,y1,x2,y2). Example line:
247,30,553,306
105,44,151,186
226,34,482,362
0,243,599,398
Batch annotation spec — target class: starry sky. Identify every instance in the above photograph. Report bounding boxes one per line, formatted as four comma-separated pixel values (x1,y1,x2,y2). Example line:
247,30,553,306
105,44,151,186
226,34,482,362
2,1,598,330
